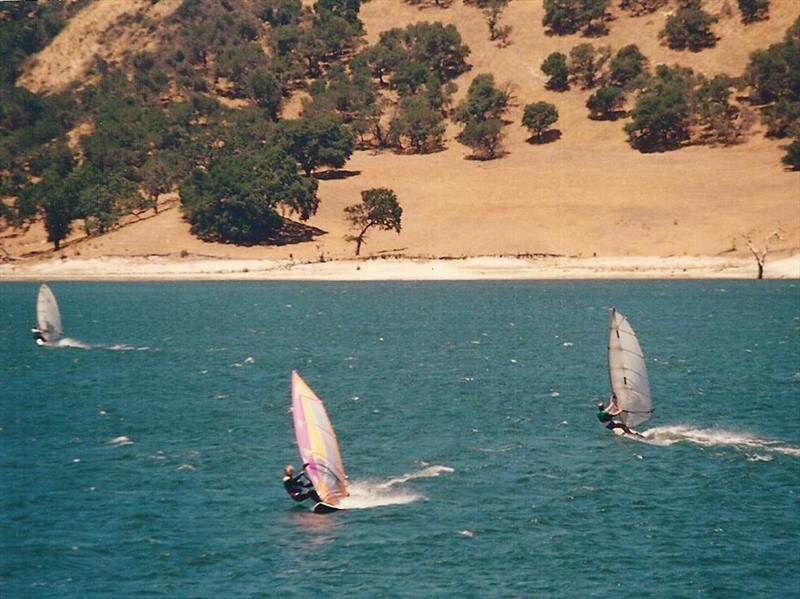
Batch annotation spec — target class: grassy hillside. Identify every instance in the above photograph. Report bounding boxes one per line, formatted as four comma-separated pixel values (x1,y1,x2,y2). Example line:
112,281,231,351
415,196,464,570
1,0,798,262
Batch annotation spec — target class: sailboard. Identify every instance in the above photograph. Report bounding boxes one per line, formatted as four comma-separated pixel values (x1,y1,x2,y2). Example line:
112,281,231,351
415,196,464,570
35,284,63,345
608,308,653,434
291,370,348,513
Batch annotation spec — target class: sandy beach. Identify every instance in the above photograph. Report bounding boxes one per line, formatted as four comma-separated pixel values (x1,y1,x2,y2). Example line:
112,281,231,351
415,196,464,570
1,253,798,281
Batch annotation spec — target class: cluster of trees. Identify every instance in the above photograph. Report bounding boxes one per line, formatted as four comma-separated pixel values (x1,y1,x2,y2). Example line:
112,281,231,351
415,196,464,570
0,0,368,249
542,0,610,36
745,18,800,168
454,74,511,159
2,1,797,255
542,43,646,121
357,21,470,152
543,0,765,51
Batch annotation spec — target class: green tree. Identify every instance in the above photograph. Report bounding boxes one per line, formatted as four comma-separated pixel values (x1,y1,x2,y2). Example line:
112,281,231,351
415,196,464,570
609,45,646,89
454,74,510,124
454,74,509,159
586,85,625,119
344,187,402,255
659,4,718,51
388,95,446,153
180,147,319,244
541,52,569,91
276,116,356,175
738,0,769,23
456,119,505,159
781,139,800,170
542,0,610,35
391,60,429,96
568,43,610,89
404,21,471,82
522,101,559,142
745,19,800,138
141,153,190,214
479,0,512,44
625,65,695,152
250,69,282,120
18,168,78,250
693,75,739,144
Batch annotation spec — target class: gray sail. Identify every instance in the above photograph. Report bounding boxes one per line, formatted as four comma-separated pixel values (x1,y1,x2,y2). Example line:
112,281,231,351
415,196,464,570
36,284,62,342
608,308,652,428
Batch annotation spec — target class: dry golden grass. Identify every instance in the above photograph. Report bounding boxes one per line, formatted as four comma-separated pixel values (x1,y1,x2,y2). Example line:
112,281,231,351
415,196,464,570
4,0,798,266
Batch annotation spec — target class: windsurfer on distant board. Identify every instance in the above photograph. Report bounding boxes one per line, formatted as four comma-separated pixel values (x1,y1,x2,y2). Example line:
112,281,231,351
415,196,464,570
596,394,634,435
283,464,320,502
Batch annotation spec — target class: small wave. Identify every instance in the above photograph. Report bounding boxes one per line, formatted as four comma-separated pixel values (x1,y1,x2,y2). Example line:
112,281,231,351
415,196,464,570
101,344,153,352
336,465,454,510
53,337,90,349
643,425,800,456
377,465,455,488
109,436,132,446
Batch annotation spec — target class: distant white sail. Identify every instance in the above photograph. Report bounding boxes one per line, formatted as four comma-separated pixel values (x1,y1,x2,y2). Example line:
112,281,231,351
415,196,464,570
608,308,652,429
36,284,62,343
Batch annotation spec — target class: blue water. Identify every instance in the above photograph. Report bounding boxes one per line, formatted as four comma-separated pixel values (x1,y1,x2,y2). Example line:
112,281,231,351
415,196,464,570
1,281,799,597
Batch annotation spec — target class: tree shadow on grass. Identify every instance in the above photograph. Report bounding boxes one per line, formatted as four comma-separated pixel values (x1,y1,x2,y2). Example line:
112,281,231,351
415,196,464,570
526,129,562,145
262,218,327,246
588,111,627,122
314,169,361,180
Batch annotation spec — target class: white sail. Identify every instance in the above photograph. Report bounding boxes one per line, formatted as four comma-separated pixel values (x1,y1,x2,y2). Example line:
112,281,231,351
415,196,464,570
608,308,652,429
36,284,62,342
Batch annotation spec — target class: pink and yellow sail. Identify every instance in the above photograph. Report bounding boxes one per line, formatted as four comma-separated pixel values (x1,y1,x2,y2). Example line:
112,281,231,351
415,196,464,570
291,370,348,505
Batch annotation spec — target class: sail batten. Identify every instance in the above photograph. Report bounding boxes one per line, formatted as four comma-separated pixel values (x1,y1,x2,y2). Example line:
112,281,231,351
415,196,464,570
608,308,652,429
36,284,62,343
291,371,348,505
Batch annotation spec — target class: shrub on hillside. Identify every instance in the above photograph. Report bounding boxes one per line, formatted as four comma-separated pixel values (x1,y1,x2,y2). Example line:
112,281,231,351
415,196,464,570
568,43,610,89
542,0,610,36
456,119,505,159
454,73,510,158
388,95,446,153
586,85,625,119
619,0,666,16
541,52,569,91
521,102,559,142
738,0,769,24
625,65,695,152
781,139,800,170
609,45,647,89
659,2,718,51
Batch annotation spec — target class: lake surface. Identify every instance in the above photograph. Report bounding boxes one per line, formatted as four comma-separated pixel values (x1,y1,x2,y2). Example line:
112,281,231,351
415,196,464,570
2,281,799,597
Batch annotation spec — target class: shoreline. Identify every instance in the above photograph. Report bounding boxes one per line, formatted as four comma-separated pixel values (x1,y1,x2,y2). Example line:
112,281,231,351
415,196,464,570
1,254,798,281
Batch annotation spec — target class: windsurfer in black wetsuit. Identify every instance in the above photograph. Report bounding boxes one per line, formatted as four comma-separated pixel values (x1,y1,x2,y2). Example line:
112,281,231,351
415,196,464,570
31,325,46,345
596,394,634,435
283,464,320,502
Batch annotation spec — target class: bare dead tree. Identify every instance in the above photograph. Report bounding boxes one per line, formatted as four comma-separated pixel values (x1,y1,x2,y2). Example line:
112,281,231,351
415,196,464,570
745,228,783,279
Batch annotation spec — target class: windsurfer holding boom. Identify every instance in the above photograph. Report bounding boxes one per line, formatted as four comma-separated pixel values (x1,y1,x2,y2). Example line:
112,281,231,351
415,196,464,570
596,394,634,435
283,464,320,503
